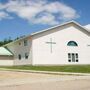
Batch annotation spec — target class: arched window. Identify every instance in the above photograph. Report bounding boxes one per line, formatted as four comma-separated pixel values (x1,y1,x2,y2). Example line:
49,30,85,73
67,41,78,46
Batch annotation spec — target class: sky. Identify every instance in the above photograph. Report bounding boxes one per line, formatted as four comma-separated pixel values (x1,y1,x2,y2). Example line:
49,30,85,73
0,0,90,41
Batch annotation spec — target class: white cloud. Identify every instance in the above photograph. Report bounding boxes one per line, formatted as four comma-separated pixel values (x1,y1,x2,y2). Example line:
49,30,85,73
32,12,59,25
45,2,79,20
0,0,79,25
0,11,12,20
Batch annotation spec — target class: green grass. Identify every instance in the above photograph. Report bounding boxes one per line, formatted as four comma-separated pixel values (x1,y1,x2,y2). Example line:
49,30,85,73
0,65,90,73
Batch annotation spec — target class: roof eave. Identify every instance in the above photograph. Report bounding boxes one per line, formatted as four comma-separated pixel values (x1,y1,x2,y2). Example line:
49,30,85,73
3,20,90,47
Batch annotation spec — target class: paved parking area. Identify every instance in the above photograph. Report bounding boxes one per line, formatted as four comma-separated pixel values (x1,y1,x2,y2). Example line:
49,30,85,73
0,71,90,90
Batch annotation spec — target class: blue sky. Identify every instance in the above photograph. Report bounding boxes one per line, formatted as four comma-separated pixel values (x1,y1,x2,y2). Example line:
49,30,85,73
0,0,90,41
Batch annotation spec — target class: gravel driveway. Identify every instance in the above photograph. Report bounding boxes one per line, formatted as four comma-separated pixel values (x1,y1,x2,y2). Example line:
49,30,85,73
0,71,90,90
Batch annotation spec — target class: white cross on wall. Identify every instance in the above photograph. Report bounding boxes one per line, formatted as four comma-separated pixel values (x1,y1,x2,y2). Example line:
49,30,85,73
46,38,56,53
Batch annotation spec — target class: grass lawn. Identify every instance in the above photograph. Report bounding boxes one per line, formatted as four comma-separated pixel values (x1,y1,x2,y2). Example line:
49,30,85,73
0,65,90,73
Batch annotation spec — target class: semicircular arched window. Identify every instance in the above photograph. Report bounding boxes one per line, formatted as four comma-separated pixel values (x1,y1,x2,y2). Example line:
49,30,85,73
67,41,78,46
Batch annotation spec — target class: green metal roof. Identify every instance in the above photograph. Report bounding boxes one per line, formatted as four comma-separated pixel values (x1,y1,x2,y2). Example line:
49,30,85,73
0,47,13,56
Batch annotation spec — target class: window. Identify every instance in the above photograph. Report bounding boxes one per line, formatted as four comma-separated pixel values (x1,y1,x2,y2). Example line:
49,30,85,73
18,54,21,60
76,53,78,58
25,53,28,59
76,53,78,62
24,40,28,46
68,53,71,58
67,41,78,46
19,42,21,45
68,59,71,62
68,53,71,62
68,53,79,62
87,45,90,46
76,59,78,62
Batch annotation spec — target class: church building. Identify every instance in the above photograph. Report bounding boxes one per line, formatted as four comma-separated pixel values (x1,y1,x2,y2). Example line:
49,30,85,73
0,21,90,66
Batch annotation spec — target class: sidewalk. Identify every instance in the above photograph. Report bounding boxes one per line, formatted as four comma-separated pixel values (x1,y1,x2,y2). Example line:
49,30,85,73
0,68,90,76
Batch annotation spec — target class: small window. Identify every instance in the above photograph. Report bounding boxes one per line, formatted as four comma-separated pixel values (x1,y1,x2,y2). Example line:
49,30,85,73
76,53,78,58
24,40,28,46
68,59,71,62
19,42,21,45
68,53,71,58
76,60,78,62
25,53,28,59
18,54,21,60
67,41,78,46
87,45,90,46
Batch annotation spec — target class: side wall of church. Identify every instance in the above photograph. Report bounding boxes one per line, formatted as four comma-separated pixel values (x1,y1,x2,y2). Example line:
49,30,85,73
6,37,32,65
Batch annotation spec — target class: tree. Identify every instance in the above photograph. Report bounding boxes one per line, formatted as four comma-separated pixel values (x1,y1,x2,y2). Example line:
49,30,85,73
0,37,13,46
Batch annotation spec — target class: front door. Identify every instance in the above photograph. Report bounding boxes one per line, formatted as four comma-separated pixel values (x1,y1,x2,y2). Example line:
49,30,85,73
68,53,79,62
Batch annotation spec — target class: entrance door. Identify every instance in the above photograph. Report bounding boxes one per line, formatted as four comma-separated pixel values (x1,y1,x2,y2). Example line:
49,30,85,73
68,53,79,62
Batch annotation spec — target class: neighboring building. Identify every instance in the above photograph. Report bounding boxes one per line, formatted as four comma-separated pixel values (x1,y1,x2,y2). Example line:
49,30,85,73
0,21,90,66
0,47,13,65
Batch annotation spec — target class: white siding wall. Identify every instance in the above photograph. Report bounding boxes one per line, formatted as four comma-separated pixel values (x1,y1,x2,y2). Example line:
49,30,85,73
32,24,90,65
7,37,32,65
0,60,13,66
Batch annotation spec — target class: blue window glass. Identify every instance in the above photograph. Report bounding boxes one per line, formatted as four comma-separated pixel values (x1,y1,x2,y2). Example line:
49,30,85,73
67,41,78,46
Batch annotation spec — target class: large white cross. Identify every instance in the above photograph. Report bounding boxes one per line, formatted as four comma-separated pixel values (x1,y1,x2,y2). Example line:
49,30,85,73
46,38,56,53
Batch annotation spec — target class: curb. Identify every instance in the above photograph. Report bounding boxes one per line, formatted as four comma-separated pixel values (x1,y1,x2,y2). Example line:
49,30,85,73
0,68,90,76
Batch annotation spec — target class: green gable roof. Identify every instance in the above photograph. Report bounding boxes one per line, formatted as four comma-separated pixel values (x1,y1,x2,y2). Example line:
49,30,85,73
0,47,13,56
